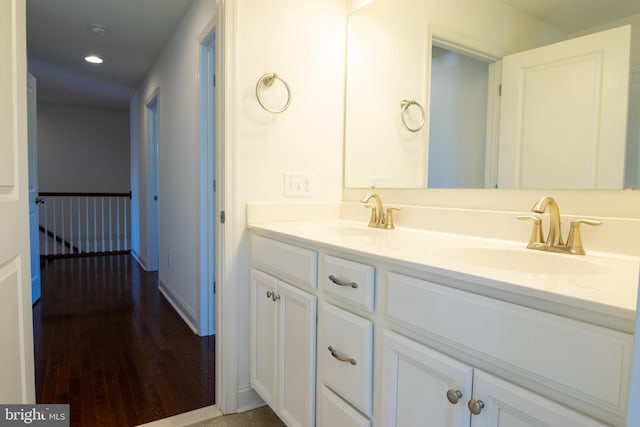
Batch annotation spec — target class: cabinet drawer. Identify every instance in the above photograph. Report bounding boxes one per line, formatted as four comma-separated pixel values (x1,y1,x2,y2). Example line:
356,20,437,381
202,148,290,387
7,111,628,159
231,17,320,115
318,386,371,427
323,255,375,312
252,235,317,289
386,272,633,419
321,303,373,416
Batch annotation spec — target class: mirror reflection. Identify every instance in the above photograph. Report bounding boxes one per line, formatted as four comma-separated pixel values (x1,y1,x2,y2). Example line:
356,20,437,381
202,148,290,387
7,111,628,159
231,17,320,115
343,0,640,189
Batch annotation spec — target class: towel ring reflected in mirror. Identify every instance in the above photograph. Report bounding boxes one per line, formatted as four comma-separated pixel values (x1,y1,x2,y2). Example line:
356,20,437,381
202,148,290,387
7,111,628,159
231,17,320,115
400,99,425,132
256,73,291,113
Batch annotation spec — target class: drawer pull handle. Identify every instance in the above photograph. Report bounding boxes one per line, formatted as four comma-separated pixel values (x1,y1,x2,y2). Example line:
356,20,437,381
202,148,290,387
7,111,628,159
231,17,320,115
328,275,358,289
468,399,484,415
446,389,462,404
328,346,357,366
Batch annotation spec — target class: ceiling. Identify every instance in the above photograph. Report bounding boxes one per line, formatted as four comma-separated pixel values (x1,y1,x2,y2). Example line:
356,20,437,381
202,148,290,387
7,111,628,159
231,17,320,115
500,0,640,34
26,0,194,109
26,0,640,110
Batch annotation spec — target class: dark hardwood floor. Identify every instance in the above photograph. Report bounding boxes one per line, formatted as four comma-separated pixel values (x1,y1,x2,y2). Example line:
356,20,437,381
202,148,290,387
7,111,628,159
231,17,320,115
33,255,215,427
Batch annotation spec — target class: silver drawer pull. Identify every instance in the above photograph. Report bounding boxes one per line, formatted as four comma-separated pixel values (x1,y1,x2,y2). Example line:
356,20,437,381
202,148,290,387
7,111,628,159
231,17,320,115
328,346,357,366
328,275,358,289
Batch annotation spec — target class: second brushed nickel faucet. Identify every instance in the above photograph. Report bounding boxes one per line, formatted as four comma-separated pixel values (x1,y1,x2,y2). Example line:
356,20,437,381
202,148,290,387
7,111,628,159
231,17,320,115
360,191,398,229
518,196,601,255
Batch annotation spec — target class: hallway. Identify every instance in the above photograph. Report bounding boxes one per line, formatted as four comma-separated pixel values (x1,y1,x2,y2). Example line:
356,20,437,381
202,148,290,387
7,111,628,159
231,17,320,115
33,255,215,426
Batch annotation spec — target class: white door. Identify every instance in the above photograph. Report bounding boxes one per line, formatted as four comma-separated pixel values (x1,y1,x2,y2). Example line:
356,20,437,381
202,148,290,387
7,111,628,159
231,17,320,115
250,268,278,407
470,370,606,427
277,281,316,427
381,330,473,427
0,0,36,403
27,73,41,304
498,25,631,189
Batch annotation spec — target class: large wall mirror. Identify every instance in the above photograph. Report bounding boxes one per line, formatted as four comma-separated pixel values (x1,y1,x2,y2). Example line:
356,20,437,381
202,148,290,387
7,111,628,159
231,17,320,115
344,0,640,190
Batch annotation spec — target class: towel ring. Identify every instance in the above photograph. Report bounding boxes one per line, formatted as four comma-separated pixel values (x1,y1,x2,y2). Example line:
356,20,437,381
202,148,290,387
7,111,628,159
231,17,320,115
400,99,425,132
256,73,291,113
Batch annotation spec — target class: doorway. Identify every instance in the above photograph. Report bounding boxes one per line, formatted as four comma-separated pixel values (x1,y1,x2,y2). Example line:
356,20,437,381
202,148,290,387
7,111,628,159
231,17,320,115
428,44,493,189
145,95,160,271
200,29,216,335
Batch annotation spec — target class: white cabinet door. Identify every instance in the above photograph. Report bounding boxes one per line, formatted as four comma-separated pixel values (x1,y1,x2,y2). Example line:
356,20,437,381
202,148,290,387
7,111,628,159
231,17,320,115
277,281,317,427
250,269,278,407
381,330,473,427
470,370,607,427
499,26,631,189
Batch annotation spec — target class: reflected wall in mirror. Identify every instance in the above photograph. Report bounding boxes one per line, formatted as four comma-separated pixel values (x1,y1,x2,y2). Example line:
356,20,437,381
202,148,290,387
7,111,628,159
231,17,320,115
343,0,640,190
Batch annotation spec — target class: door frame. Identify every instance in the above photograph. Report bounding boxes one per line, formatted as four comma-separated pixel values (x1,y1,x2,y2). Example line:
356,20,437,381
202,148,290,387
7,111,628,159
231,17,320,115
429,32,501,189
215,0,238,414
198,23,216,336
27,72,41,304
144,91,160,271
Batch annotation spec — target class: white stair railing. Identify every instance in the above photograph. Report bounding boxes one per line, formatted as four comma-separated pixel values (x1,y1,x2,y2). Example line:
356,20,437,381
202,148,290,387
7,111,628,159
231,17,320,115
38,191,131,258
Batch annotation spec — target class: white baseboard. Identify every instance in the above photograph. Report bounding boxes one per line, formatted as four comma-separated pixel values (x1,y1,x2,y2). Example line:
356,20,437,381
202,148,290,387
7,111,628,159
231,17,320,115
159,277,199,335
131,250,148,271
236,385,264,413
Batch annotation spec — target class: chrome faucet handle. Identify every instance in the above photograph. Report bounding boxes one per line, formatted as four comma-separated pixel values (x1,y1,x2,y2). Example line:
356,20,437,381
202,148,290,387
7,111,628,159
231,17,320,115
383,207,400,229
517,215,544,247
363,204,378,227
565,219,602,255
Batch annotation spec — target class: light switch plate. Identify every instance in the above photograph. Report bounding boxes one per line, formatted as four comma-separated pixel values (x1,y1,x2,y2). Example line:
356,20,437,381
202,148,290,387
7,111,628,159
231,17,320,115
284,172,314,196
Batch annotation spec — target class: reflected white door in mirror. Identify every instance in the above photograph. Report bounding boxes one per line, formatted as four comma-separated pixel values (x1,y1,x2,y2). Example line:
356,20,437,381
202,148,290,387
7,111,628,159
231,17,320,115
343,0,640,189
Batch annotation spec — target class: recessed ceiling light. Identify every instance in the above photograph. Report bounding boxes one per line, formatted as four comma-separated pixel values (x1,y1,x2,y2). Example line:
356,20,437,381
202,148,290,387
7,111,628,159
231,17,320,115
89,24,108,36
84,55,104,64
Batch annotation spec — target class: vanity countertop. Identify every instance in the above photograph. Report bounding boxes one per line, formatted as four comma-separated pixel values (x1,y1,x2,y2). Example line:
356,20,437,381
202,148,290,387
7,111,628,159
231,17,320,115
249,219,640,332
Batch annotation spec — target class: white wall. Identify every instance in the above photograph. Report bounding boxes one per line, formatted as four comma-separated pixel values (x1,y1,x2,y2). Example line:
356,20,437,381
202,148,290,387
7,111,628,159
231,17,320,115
37,103,130,192
130,0,217,332
344,0,429,188
230,0,346,409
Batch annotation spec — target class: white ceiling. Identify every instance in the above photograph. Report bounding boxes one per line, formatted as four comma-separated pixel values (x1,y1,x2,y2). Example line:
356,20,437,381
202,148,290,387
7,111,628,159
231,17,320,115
26,0,640,110
500,0,640,34
27,0,194,109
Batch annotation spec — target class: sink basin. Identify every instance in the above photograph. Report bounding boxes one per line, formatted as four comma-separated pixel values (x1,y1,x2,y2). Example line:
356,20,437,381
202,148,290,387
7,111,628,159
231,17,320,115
279,222,385,239
435,247,612,276
301,223,377,236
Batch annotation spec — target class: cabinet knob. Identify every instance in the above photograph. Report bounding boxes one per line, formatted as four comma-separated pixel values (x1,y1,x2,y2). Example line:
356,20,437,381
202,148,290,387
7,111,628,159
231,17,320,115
266,290,273,299
272,293,280,302
446,389,462,404
328,274,358,289
468,399,485,415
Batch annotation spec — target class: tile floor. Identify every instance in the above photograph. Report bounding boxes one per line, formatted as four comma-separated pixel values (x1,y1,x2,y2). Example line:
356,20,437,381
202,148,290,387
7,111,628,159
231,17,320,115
186,406,285,427
137,405,285,427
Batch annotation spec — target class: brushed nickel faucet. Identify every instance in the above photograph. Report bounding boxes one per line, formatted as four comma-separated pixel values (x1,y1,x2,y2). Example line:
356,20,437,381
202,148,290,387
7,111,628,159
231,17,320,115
518,196,601,255
360,191,398,229
532,195,564,247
